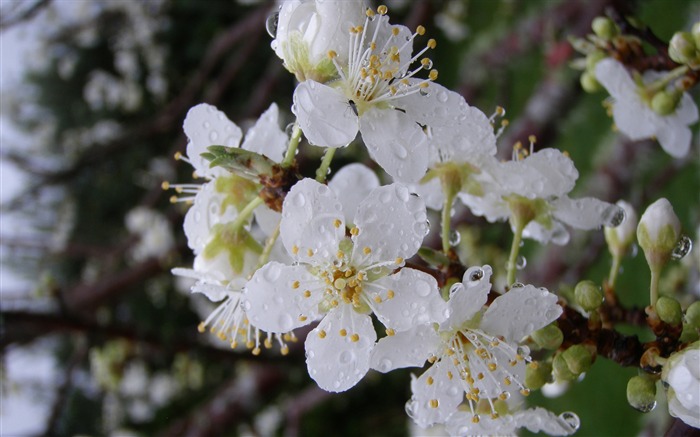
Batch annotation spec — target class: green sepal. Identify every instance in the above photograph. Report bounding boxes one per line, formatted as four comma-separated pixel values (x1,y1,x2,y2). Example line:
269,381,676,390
418,247,451,268
204,145,276,180
203,225,263,275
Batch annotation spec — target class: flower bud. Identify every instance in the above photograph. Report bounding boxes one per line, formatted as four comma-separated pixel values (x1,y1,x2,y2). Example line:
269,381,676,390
585,50,607,71
626,375,657,413
605,200,638,258
685,301,700,330
692,22,700,48
575,280,603,312
580,70,602,93
661,342,700,428
531,324,564,350
526,361,553,390
651,89,683,116
591,17,618,40
552,352,578,382
637,198,681,270
562,344,593,375
656,296,683,326
669,31,698,65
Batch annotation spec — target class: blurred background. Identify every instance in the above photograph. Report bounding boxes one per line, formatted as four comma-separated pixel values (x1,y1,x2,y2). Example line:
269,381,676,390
1,0,698,436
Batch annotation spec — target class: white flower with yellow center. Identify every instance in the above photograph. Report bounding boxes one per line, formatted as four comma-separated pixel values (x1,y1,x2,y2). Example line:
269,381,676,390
293,5,449,182
243,178,449,392
445,406,580,436
371,265,562,427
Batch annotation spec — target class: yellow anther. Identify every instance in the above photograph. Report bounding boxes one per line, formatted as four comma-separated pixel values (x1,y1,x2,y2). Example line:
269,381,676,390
514,141,522,150
328,50,338,59
391,27,400,36
477,372,485,380
334,278,347,289
318,330,327,339
491,413,499,419
528,134,537,144
366,8,375,17
169,195,178,204
421,58,431,67
350,333,360,342
390,86,398,95
428,356,437,363
292,280,300,289
339,329,348,337
419,82,430,88
429,69,438,81
174,186,183,193
416,25,426,35
374,295,382,303
520,389,531,396
281,345,290,356
307,249,314,257
331,299,339,307
299,315,308,322
472,415,480,424
370,41,376,50
426,376,434,385
386,328,396,336
377,5,388,15
355,25,364,33
350,227,359,236
197,322,206,333
174,151,183,160
337,250,345,260
488,363,497,371
447,371,453,380
429,399,439,408
246,340,254,348
252,347,261,356
562,150,570,158
231,341,238,349
161,181,170,190
501,119,509,127
529,362,539,369
427,38,437,49
303,290,311,298
363,247,372,255
504,377,512,386
387,289,395,299
400,78,410,86
264,338,272,348
333,219,342,228
395,257,404,265
499,392,509,401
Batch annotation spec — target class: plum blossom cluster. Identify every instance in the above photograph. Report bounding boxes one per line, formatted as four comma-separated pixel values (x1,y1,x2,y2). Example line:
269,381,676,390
165,2,700,435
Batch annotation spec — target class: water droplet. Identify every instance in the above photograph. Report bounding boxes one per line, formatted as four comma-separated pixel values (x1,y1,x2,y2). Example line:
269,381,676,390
379,358,392,372
415,280,432,297
501,391,511,400
339,350,354,364
265,11,279,38
437,90,448,103
391,141,408,159
603,204,626,228
203,121,211,129
278,314,294,331
419,88,430,97
241,299,251,311
394,184,410,202
209,130,219,143
449,230,461,246
292,192,306,207
285,122,295,136
633,400,657,413
413,220,430,237
466,267,483,284
263,265,281,282
511,282,524,288
671,235,692,260
449,282,463,296
558,412,580,431
422,59,434,70
447,386,460,396
516,255,527,270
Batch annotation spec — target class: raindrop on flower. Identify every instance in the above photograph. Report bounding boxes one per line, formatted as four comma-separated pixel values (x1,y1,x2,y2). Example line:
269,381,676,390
419,88,430,97
603,204,626,227
467,267,483,283
630,243,638,257
511,282,524,288
671,235,692,260
633,400,657,413
285,122,295,136
449,282,463,296
516,255,527,270
448,230,461,246
265,11,279,38
422,59,433,70
558,412,581,431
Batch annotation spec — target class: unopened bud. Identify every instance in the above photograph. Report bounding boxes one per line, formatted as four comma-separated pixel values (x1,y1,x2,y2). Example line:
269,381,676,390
531,324,564,350
692,22,700,48
669,31,698,65
552,352,577,382
526,361,553,390
680,322,700,343
592,17,618,40
605,200,638,258
651,89,682,116
626,375,657,413
562,344,593,375
575,280,603,312
580,70,602,93
637,198,681,271
685,301,700,329
655,296,682,326
586,50,607,71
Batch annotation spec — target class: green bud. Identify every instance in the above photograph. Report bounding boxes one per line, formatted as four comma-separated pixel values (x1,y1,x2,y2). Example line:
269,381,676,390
692,22,700,48
552,352,578,381
592,17,618,40
651,89,682,116
685,301,700,329
586,50,607,71
656,296,683,326
669,31,697,65
580,70,602,93
679,323,700,343
626,375,657,413
562,344,593,375
531,324,564,350
526,361,553,390
637,198,681,271
575,280,603,312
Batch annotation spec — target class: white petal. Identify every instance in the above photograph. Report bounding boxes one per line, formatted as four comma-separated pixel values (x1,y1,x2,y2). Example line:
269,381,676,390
611,99,657,140
594,58,637,100
253,204,281,237
442,265,492,330
293,81,358,147
513,408,580,436
280,178,345,264
459,191,510,223
243,262,320,333
676,92,699,124
183,103,242,178
552,196,619,230
183,182,238,254
305,305,376,392
191,281,232,303
497,149,578,198
480,284,562,342
370,269,448,332
352,183,428,266
406,360,463,428
328,163,380,225
241,103,287,163
370,324,441,373
445,411,516,437
359,106,428,183
523,220,570,245
655,121,692,158
411,178,444,210
309,1,366,62
668,392,700,428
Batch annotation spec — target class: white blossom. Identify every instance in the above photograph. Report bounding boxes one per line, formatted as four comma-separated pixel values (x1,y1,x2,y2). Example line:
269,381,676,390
662,342,700,428
445,406,580,436
125,206,174,262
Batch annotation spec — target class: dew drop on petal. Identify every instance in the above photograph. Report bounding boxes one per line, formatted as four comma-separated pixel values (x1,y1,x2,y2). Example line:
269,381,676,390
278,314,294,331
285,122,295,136
379,358,392,372
603,204,626,228
466,267,483,284
209,130,219,143
292,192,306,207
339,350,355,364
516,255,527,270
449,230,461,246
263,265,281,282
449,282,463,296
558,412,581,431
633,400,657,413
415,280,432,297
437,90,448,103
265,11,279,38
671,235,692,260
511,282,524,288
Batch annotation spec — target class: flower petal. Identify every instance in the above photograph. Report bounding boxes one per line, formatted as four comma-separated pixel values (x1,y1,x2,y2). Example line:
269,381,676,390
351,183,428,267
442,265,493,330
411,178,444,210
497,149,578,198
359,106,428,182
328,163,380,226
523,220,570,245
253,204,281,237
183,103,242,178
305,305,376,392
552,196,620,230
243,262,320,333
370,324,441,373
480,284,562,342
293,80,358,147
594,58,636,100
280,178,345,264
241,103,287,163
406,359,463,428
655,119,692,158
370,268,448,332
513,408,580,436
183,182,238,254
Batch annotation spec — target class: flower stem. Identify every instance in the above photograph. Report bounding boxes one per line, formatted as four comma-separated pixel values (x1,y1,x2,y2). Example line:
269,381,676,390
315,147,336,182
257,223,281,269
649,264,661,305
608,254,622,288
281,122,302,168
647,65,689,93
441,185,456,254
229,196,264,232
506,221,525,288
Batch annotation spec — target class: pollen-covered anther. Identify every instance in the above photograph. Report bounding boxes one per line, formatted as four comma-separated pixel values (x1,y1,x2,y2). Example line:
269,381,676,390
447,371,454,380
426,376,434,385
350,226,359,236
488,362,498,371
386,289,395,299
307,249,314,257
246,340,254,348
429,399,439,408
230,341,238,349
299,315,307,322
292,245,299,255
499,392,509,401
416,25,426,35
264,338,272,348
428,69,438,81
350,333,360,342
197,322,206,333
252,347,261,356
363,246,372,255
281,345,290,356
292,280,300,289
386,328,396,336
427,38,437,49
339,329,348,337
471,415,480,423
333,219,342,228
161,181,170,190
374,295,382,303
303,290,311,298
318,330,327,339
365,7,375,18
520,388,531,396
